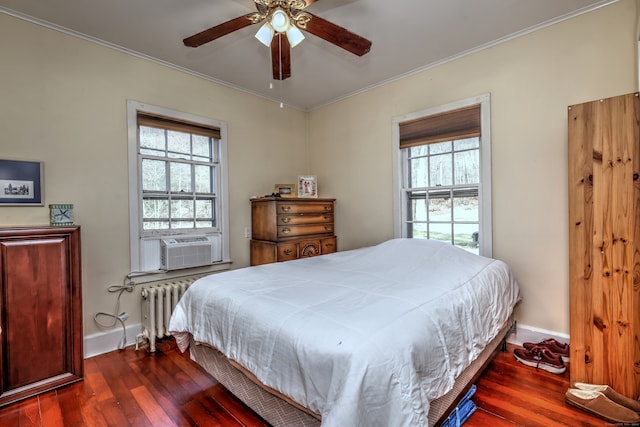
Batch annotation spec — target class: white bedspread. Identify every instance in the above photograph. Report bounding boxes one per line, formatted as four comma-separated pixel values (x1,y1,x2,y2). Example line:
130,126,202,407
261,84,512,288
169,238,520,427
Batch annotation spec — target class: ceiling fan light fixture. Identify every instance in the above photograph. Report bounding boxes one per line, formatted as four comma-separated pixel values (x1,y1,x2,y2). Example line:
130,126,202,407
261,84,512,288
255,22,274,46
286,25,305,48
271,8,290,33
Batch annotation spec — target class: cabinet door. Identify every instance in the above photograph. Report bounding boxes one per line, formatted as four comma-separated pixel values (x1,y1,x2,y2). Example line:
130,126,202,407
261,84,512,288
0,227,83,406
568,93,640,399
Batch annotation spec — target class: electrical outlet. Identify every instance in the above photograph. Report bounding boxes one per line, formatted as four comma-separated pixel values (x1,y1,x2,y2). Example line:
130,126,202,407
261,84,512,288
244,227,252,239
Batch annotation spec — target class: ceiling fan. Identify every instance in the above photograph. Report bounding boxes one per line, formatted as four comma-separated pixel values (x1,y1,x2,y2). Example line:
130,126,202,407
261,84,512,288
183,0,372,80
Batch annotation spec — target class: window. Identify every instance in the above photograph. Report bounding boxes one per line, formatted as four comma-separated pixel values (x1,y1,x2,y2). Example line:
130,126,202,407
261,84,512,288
127,101,230,275
392,94,492,256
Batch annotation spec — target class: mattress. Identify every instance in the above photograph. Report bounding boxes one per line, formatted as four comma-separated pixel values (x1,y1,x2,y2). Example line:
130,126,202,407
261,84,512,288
170,238,521,426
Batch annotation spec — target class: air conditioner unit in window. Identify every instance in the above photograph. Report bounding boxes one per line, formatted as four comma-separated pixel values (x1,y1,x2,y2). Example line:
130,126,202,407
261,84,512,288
160,236,214,271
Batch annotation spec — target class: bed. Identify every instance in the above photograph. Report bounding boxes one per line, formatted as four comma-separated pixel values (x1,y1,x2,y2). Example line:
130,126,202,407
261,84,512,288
169,238,521,426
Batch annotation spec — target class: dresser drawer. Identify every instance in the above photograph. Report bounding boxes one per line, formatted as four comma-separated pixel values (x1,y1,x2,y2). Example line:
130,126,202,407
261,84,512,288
321,237,337,254
277,202,334,214
276,242,298,261
278,213,333,225
278,223,334,238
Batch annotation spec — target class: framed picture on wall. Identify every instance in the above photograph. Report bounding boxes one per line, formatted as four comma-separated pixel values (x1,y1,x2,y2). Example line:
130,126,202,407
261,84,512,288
0,159,43,206
297,175,317,198
274,183,295,198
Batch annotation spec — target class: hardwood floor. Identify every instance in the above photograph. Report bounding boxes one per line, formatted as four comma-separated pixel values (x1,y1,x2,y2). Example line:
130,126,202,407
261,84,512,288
0,342,608,426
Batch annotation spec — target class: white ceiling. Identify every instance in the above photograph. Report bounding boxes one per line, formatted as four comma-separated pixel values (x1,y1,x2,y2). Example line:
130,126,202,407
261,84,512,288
0,0,617,110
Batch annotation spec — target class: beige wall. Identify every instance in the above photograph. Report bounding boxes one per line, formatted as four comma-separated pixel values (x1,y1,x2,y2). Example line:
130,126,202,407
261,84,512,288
1,0,637,347
308,0,638,335
0,13,307,339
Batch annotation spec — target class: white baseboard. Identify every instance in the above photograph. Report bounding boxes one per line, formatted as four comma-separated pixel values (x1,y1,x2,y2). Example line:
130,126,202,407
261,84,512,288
84,322,144,358
507,322,570,347
84,321,568,359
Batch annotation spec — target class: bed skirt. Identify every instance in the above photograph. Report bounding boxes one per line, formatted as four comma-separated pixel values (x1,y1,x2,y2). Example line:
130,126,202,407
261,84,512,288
189,316,515,427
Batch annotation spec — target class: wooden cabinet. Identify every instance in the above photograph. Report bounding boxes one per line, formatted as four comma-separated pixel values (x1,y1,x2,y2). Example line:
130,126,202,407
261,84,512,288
0,226,83,406
568,93,640,399
250,197,337,265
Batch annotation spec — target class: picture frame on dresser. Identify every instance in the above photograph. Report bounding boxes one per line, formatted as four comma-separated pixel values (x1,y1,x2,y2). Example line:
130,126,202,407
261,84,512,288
0,159,43,206
297,175,317,198
274,183,295,198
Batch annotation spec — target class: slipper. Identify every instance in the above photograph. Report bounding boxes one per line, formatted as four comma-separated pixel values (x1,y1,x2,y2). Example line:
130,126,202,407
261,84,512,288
574,382,640,413
565,388,640,424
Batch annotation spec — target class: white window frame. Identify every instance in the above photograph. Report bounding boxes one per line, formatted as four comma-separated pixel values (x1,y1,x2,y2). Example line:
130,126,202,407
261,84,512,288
392,93,492,257
127,100,231,279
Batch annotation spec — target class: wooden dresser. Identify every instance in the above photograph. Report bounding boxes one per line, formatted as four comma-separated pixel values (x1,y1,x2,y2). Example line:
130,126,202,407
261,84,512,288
0,226,83,406
250,197,337,265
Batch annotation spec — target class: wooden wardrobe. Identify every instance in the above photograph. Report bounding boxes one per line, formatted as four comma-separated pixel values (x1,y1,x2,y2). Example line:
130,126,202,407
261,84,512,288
568,92,640,399
0,226,83,406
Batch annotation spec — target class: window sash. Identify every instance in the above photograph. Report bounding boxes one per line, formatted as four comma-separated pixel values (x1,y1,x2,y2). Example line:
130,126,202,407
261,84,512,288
402,138,481,252
137,117,220,236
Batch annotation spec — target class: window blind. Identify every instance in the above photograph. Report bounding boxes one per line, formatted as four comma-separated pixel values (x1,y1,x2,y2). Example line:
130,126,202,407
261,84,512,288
137,112,221,139
399,104,480,148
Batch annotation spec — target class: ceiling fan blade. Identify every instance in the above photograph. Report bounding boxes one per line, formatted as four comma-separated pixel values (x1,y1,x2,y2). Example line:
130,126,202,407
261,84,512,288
183,14,258,47
271,34,291,80
302,13,371,56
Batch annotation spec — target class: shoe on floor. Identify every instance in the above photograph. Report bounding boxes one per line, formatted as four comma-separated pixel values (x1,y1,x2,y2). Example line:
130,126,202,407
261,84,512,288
523,338,570,363
574,382,640,413
565,388,640,424
513,346,566,374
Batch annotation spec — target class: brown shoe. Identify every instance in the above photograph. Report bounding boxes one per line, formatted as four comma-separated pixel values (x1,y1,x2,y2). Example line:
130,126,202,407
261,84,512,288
523,338,570,362
513,346,566,374
574,382,640,413
565,388,640,424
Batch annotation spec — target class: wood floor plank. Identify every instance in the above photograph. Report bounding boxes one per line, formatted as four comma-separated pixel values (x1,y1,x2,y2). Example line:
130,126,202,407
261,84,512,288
56,383,87,426
468,408,520,427
15,398,40,427
85,357,114,403
93,350,148,426
38,390,65,427
130,385,175,426
127,357,194,426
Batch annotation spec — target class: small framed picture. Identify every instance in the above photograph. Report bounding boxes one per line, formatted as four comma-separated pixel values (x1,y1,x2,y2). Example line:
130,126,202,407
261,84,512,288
274,183,295,198
297,175,317,198
0,159,44,206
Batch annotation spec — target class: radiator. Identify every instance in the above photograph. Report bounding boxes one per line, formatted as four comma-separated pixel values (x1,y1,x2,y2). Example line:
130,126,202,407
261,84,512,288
140,277,198,352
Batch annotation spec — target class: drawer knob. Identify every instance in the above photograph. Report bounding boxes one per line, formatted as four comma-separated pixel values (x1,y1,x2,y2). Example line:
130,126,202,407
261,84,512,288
281,217,291,223
281,206,291,212
282,228,291,234
324,206,332,211
284,249,293,255
325,226,332,231
325,243,334,248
